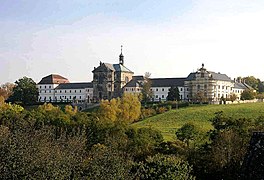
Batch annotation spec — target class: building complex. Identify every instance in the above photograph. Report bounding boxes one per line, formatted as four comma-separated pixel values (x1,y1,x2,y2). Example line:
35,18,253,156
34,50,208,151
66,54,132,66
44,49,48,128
37,48,251,104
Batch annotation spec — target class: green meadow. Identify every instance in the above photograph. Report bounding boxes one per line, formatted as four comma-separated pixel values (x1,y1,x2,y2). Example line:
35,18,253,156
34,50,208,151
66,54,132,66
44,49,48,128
132,102,264,141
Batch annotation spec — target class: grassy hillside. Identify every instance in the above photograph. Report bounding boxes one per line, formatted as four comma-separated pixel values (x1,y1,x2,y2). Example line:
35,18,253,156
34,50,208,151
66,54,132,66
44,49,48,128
132,102,264,141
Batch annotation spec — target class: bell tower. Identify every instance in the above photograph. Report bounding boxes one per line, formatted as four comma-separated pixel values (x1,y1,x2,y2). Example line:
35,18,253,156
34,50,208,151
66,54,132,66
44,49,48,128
119,45,124,65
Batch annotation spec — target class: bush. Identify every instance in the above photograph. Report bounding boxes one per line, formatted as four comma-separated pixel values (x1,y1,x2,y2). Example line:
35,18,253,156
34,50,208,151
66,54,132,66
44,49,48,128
156,107,167,114
134,154,195,179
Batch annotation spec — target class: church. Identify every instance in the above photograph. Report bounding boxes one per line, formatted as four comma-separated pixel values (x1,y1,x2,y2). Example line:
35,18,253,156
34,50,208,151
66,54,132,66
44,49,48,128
37,47,251,104
92,46,134,101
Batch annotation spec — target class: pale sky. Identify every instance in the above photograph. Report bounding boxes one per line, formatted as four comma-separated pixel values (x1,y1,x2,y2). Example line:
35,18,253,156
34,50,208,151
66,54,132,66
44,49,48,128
1,0,264,84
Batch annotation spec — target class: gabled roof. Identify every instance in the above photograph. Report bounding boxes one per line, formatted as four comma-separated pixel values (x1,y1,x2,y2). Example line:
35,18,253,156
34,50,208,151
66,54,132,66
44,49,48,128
150,78,186,87
38,74,69,84
124,76,144,88
93,63,133,73
55,82,93,89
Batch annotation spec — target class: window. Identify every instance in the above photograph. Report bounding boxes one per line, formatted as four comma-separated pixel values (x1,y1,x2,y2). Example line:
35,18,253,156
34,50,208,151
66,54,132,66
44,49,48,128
80,96,82,99
49,90,51,93
80,90,81,93
180,95,183,99
162,88,164,91
55,90,57,93
39,90,42,93
45,90,46,93
155,95,158,98
70,90,71,93
44,86,46,88
87,89,89,92
60,90,62,93
49,86,51,88
222,86,225,89
132,88,134,91
201,73,204,78
75,90,76,93
126,88,128,91
187,88,189,91
65,90,67,93
162,95,164,98
40,86,42,89
180,88,183,91
156,88,158,91
197,85,200,90
218,85,220,89
70,96,71,99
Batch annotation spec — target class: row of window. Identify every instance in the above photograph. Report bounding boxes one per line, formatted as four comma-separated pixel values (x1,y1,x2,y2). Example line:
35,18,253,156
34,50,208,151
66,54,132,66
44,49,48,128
154,94,185,99
40,89,88,93
39,85,52,89
150,87,185,92
39,96,83,100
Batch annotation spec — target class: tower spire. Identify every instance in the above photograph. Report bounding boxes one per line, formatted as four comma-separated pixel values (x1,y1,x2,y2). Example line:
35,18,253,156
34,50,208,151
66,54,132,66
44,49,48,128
119,45,124,65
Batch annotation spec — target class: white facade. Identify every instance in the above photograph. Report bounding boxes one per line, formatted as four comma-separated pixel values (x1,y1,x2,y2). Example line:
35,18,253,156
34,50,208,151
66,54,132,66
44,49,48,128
37,84,59,102
38,65,251,104
150,86,185,101
54,87,93,103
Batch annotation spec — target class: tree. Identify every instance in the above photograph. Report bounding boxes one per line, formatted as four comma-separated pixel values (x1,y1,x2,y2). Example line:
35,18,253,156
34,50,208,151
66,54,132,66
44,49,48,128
99,94,141,124
240,89,256,100
195,91,207,103
135,154,195,180
8,77,39,105
167,86,180,101
0,83,14,100
229,93,237,102
176,123,199,147
242,76,259,91
141,72,153,103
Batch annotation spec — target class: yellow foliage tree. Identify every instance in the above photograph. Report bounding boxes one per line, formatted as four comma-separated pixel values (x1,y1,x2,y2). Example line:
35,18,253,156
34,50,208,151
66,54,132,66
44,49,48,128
99,98,121,122
119,93,141,123
64,105,77,116
0,96,4,107
99,94,141,124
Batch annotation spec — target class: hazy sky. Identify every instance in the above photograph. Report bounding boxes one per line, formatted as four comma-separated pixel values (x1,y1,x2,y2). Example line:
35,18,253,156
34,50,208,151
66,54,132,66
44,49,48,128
1,0,264,84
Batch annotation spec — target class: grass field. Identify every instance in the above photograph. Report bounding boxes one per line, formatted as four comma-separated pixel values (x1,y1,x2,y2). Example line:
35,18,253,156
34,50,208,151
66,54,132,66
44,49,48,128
132,102,264,141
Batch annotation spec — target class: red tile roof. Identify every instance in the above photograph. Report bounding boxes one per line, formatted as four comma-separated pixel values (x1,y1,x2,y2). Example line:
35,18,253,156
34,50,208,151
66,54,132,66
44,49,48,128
38,74,69,84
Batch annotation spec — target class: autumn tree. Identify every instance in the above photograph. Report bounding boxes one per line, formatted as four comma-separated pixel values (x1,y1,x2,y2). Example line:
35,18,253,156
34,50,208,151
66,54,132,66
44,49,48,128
8,77,39,105
99,94,141,124
119,93,141,123
167,86,180,101
0,82,14,100
141,72,153,103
